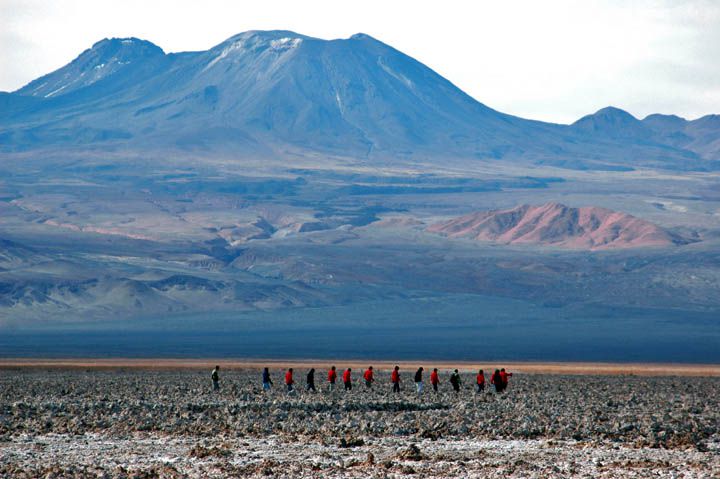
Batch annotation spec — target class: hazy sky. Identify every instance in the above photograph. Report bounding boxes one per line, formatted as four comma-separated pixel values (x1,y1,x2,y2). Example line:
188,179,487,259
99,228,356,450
1,0,718,124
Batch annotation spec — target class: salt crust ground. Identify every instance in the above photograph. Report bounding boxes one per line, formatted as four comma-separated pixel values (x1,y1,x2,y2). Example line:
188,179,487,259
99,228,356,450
1,368,718,478
2,433,719,478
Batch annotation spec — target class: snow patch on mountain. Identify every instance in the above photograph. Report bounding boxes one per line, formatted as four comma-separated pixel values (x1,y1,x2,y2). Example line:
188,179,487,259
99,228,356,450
377,57,414,89
270,37,303,50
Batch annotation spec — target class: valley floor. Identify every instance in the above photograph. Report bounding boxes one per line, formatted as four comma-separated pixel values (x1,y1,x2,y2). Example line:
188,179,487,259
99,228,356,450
1,368,718,478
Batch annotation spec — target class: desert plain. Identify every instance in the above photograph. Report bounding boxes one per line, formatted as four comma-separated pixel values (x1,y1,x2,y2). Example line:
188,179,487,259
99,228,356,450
1,364,719,478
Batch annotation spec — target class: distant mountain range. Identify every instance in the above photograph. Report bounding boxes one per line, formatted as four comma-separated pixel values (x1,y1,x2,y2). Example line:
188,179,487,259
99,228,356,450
1,30,719,171
428,202,692,250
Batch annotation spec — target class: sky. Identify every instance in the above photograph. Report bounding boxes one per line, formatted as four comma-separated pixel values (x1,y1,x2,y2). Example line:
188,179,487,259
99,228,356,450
1,0,718,124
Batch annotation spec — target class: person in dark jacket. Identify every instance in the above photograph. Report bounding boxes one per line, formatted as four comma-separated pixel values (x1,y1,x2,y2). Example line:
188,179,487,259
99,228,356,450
414,367,424,395
449,369,461,394
391,366,401,393
262,367,273,391
430,368,440,393
306,368,316,392
211,365,220,391
475,369,485,393
490,369,502,393
343,368,353,391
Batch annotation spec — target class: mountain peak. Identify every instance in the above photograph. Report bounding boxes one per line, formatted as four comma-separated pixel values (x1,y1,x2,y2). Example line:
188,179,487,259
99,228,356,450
83,37,164,66
4,31,719,168
593,106,635,118
575,106,639,125
643,113,686,122
642,113,688,133
571,106,650,139
692,114,720,127
211,30,384,52
349,33,376,41
16,36,164,98
89,37,164,55
221,30,309,42
213,30,312,50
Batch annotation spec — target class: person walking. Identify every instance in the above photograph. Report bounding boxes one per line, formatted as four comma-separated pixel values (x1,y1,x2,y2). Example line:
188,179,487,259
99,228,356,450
391,365,401,393
343,368,353,391
262,367,273,392
328,366,338,392
430,368,440,393
490,369,502,393
306,368,316,392
449,369,461,394
414,367,424,395
285,368,295,394
363,366,375,388
475,369,485,393
211,365,220,391
499,368,513,392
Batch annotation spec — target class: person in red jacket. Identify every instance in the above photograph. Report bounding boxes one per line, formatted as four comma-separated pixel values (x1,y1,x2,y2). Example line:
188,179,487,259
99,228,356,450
391,365,401,393
285,368,294,393
363,366,374,388
499,368,512,392
430,368,440,393
328,366,337,392
475,369,485,393
343,368,353,391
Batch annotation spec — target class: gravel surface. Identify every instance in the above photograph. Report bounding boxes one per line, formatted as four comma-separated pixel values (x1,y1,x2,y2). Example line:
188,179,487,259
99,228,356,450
1,368,719,478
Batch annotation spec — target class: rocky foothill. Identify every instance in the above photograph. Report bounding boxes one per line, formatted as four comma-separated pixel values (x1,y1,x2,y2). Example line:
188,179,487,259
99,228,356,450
1,368,718,478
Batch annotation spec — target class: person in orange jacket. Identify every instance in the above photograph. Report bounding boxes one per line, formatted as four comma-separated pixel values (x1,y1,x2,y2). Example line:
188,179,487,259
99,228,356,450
343,368,353,391
391,365,401,393
285,368,294,393
328,366,337,392
475,369,485,393
430,368,440,393
363,366,374,388
499,368,512,392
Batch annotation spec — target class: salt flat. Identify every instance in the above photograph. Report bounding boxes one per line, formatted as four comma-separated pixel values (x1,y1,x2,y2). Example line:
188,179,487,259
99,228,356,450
1,368,718,478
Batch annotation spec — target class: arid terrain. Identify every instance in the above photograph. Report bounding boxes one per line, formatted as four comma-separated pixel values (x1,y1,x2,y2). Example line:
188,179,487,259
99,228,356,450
427,202,693,250
1,367,719,478
2,32,720,358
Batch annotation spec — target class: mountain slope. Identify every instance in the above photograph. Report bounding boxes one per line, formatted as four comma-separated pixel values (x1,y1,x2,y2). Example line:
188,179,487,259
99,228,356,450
427,203,690,250
2,31,547,158
641,113,720,160
571,107,653,140
17,38,166,99
0,31,718,170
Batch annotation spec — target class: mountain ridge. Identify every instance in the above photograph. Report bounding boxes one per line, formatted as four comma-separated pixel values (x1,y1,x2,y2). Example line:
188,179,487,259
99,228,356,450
427,202,691,250
1,30,719,171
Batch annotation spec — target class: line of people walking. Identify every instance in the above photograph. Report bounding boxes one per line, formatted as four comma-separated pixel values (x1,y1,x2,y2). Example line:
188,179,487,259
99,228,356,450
211,365,513,395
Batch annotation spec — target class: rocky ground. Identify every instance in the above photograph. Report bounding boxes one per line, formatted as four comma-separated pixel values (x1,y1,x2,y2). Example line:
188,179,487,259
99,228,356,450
1,368,719,478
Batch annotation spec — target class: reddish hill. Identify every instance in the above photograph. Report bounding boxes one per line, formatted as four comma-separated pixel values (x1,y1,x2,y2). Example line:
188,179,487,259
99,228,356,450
427,203,688,250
